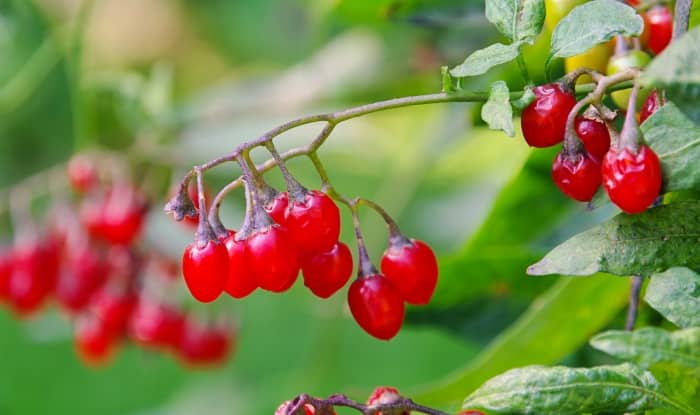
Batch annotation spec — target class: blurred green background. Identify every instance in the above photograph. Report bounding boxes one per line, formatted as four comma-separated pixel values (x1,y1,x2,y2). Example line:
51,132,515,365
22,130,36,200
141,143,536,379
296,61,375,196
0,1,637,414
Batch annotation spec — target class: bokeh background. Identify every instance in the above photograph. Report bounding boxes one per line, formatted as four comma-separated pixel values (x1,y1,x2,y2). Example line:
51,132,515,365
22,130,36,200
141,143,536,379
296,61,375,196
0,1,635,414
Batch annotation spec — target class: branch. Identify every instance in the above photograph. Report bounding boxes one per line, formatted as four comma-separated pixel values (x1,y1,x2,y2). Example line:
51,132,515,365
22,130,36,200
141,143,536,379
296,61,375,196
673,0,692,40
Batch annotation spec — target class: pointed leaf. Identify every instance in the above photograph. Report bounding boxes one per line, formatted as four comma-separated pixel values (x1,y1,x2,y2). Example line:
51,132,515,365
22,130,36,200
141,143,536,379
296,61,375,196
485,0,545,43
450,42,521,78
527,201,700,277
645,267,700,328
550,0,643,59
642,101,700,192
481,81,514,137
591,327,700,372
462,363,693,414
642,27,700,124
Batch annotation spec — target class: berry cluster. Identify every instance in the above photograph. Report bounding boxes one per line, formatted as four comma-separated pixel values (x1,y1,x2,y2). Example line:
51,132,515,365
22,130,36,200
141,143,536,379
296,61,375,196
170,142,439,341
274,386,485,415
521,73,664,214
0,154,234,368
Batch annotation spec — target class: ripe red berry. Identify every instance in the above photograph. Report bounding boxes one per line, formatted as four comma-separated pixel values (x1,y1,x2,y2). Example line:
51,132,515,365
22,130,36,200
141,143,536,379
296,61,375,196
67,154,98,193
285,190,341,255
380,239,438,305
348,274,405,340
7,237,60,316
639,90,664,124
0,249,12,302
247,225,300,292
367,386,408,415
182,237,229,302
574,116,611,162
56,242,108,314
128,301,185,349
178,320,233,367
602,145,662,214
645,6,672,55
521,83,577,148
459,411,486,415
221,230,257,298
552,151,602,202
91,289,136,334
74,314,118,367
82,184,147,246
301,242,353,298
264,191,289,225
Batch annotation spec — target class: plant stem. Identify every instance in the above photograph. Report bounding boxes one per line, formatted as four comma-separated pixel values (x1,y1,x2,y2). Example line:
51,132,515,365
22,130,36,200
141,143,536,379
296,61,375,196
625,276,644,331
673,0,692,40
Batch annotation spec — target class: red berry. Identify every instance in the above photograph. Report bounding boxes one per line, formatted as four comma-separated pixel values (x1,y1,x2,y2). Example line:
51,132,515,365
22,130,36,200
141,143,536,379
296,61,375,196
645,6,672,55
91,290,136,334
178,320,233,367
367,386,408,415
182,237,228,303
301,242,353,298
602,145,662,214
380,239,438,305
67,154,98,193
521,83,577,148
639,90,664,124
264,191,289,225
7,237,60,316
275,402,319,415
82,184,147,245
247,225,300,292
348,275,405,340
221,230,257,298
128,301,185,349
574,116,611,162
0,249,12,302
286,190,341,255
459,411,486,415
56,242,108,314
75,314,118,367
552,151,602,202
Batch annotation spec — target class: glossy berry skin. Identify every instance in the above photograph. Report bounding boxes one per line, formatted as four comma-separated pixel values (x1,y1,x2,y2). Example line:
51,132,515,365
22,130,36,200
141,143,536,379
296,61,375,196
0,250,12,302
602,145,662,214
639,90,664,124
367,386,408,415
521,83,577,148
301,242,353,298
286,190,341,255
348,274,405,340
128,302,185,349
264,191,289,225
645,6,672,55
67,154,98,193
74,314,117,367
82,184,147,246
178,321,233,367
182,238,229,303
380,239,438,305
247,225,300,292
574,116,611,162
552,152,602,202
7,238,60,316
221,231,257,299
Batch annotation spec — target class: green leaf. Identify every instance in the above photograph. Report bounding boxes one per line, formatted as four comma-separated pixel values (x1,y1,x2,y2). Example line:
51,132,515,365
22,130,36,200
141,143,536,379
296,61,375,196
527,201,700,277
450,42,521,78
645,267,700,328
414,275,629,411
591,327,700,372
549,0,643,59
485,0,545,43
642,27,700,124
642,101,700,192
481,81,514,137
691,0,700,30
462,363,692,414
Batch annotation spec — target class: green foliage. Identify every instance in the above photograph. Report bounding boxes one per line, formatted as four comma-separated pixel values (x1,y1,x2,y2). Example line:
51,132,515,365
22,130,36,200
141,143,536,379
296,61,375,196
645,267,700,328
481,81,514,136
528,202,700,277
462,363,681,414
415,275,629,410
548,0,642,61
643,26,700,124
485,0,545,43
591,327,700,372
642,101,700,192
450,42,523,77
